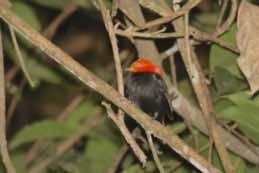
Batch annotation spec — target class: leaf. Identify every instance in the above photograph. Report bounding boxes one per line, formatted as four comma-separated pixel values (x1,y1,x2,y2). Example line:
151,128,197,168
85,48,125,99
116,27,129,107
216,91,259,144
32,0,96,9
12,2,41,31
12,1,42,49
178,79,198,106
3,36,63,85
245,165,259,173
237,1,259,94
10,120,75,148
210,24,242,78
65,101,96,129
213,66,247,95
79,137,119,173
122,164,143,173
12,152,28,173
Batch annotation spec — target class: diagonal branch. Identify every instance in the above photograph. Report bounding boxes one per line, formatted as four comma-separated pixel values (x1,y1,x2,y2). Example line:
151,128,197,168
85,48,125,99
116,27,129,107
0,4,220,173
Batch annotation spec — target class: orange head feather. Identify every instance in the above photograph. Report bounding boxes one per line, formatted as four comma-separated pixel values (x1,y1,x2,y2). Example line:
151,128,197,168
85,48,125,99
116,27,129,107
130,58,162,75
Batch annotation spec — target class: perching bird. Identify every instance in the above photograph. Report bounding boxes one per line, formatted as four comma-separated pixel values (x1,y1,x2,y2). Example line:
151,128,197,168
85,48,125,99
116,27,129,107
125,58,172,123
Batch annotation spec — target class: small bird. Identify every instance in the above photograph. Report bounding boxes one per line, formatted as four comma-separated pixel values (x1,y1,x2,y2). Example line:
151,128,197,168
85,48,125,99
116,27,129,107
125,58,172,123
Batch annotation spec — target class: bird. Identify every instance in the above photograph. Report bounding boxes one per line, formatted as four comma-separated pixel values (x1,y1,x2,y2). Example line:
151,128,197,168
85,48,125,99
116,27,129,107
125,58,172,123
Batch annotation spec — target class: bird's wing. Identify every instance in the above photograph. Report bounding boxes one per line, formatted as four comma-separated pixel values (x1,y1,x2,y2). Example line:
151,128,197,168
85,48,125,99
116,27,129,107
155,75,174,118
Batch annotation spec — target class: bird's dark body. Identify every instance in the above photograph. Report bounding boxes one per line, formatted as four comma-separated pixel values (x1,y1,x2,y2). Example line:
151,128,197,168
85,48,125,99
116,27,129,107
125,72,172,122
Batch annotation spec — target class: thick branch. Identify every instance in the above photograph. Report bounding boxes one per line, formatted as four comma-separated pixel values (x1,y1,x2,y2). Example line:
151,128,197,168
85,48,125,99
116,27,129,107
0,4,220,173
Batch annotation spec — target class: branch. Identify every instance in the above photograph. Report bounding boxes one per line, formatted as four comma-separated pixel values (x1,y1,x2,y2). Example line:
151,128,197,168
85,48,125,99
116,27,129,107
0,4,220,173
118,0,161,65
118,0,259,167
172,0,235,172
97,0,147,165
214,0,238,37
0,23,17,173
42,2,78,39
115,29,184,39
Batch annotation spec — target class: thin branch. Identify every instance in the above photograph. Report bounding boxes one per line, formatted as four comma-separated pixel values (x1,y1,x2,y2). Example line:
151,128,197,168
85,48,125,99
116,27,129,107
118,0,160,65
190,26,239,54
214,0,238,37
0,23,17,173
106,144,128,173
42,2,78,39
9,26,35,87
97,0,147,165
146,131,166,173
115,29,184,39
6,78,26,127
102,102,147,165
171,0,235,172
138,0,201,30
216,0,229,28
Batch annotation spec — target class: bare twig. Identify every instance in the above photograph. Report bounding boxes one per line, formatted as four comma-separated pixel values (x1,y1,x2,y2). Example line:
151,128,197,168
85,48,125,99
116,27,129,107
111,0,119,17
9,26,35,87
214,0,238,37
102,102,147,165
138,0,201,30
190,26,239,54
216,0,229,28
42,2,78,39
115,29,184,39
6,78,26,126
0,23,17,173
4,66,18,82
106,144,128,173
118,0,160,65
97,0,147,165
146,131,166,173
171,0,235,172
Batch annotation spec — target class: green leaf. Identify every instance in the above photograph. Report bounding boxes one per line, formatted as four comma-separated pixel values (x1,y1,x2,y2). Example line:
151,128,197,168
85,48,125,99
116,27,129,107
210,24,242,78
216,91,259,144
122,164,143,173
122,162,155,173
245,165,259,173
178,79,198,106
12,152,28,173
213,66,247,95
12,1,42,49
79,137,119,173
3,36,63,86
11,120,75,148
65,101,96,129
32,0,94,9
12,2,41,31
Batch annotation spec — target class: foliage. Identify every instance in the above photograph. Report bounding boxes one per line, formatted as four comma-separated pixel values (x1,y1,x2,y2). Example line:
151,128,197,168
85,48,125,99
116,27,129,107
0,1,258,173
